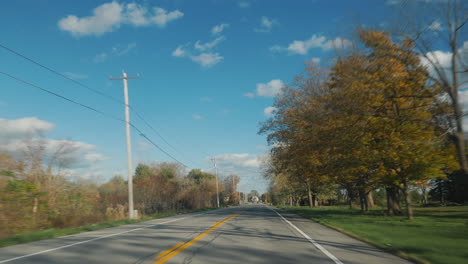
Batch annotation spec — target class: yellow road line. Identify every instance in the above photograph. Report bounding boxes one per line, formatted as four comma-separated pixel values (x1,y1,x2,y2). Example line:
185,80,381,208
153,214,239,264
155,243,184,259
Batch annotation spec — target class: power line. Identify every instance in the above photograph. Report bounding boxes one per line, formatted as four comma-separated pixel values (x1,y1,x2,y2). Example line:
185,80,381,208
133,111,195,164
0,71,189,168
0,43,123,105
0,43,195,167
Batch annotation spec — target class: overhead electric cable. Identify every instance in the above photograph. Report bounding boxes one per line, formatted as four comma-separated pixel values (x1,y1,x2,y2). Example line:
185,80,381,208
0,72,189,168
0,43,200,167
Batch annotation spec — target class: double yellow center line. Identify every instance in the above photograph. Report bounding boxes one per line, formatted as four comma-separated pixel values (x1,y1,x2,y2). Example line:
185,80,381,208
153,214,239,264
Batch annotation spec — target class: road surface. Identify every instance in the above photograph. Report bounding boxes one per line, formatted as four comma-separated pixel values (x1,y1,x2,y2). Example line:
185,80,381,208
0,205,411,264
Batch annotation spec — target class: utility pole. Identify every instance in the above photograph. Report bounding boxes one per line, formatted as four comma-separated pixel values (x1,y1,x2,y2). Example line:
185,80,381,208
210,157,220,208
110,71,140,219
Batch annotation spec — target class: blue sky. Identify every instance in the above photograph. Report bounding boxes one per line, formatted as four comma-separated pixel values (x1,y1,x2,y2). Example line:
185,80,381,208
0,0,409,193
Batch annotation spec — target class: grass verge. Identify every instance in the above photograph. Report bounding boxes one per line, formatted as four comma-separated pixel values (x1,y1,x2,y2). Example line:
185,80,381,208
0,208,214,248
279,205,468,264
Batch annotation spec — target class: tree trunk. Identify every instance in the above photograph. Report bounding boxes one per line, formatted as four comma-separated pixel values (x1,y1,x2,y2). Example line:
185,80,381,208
359,191,366,212
366,191,374,208
438,180,444,204
450,24,468,176
403,180,413,220
289,195,293,206
421,187,428,205
386,186,401,215
308,187,313,208
452,99,468,175
312,194,318,207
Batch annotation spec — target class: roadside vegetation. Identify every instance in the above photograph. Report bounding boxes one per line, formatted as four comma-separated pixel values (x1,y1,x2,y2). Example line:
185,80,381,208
0,150,243,240
280,206,468,264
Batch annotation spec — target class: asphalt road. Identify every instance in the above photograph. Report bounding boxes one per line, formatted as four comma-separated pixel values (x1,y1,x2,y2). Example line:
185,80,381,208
0,205,411,264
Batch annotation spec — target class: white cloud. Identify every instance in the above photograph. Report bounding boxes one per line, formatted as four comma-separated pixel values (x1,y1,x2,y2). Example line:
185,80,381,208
190,53,223,67
84,153,110,162
172,47,223,68
263,106,277,117
272,34,351,55
311,57,321,64
256,145,267,150
215,153,262,168
172,45,186,57
211,153,268,194
58,2,183,37
93,42,137,63
239,1,250,8
0,117,108,170
63,72,88,80
254,16,278,33
0,117,54,144
256,79,284,97
244,92,255,98
152,7,184,27
428,20,442,31
58,2,123,36
125,3,149,26
93,52,108,63
194,36,225,51
211,23,229,35
173,30,225,68
192,114,203,120
112,42,136,56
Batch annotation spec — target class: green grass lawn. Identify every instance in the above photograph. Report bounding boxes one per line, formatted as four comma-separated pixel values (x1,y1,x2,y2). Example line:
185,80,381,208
279,205,468,264
0,208,213,248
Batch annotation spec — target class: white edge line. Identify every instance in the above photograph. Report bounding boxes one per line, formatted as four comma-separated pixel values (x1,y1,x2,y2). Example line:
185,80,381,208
269,207,343,264
0,212,209,263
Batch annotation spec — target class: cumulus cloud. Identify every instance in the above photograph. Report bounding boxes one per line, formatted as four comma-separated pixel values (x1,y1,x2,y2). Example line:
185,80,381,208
254,16,278,33
420,42,468,88
152,7,184,27
194,36,225,51
58,2,183,36
211,23,229,35
256,79,284,97
311,57,321,64
215,153,262,168
190,53,224,67
263,106,277,117
0,117,54,144
173,44,224,67
0,117,108,170
243,79,284,98
272,34,351,55
428,20,442,31
208,153,269,193
172,45,186,57
172,32,225,68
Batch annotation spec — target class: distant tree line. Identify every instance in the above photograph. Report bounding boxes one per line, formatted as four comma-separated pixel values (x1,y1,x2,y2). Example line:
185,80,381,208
0,142,240,238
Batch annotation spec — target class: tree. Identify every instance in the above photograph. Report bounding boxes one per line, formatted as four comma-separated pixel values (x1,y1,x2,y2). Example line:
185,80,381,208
394,0,468,176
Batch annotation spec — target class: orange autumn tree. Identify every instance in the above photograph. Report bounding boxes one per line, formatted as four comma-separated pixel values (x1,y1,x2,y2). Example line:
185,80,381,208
329,29,454,219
